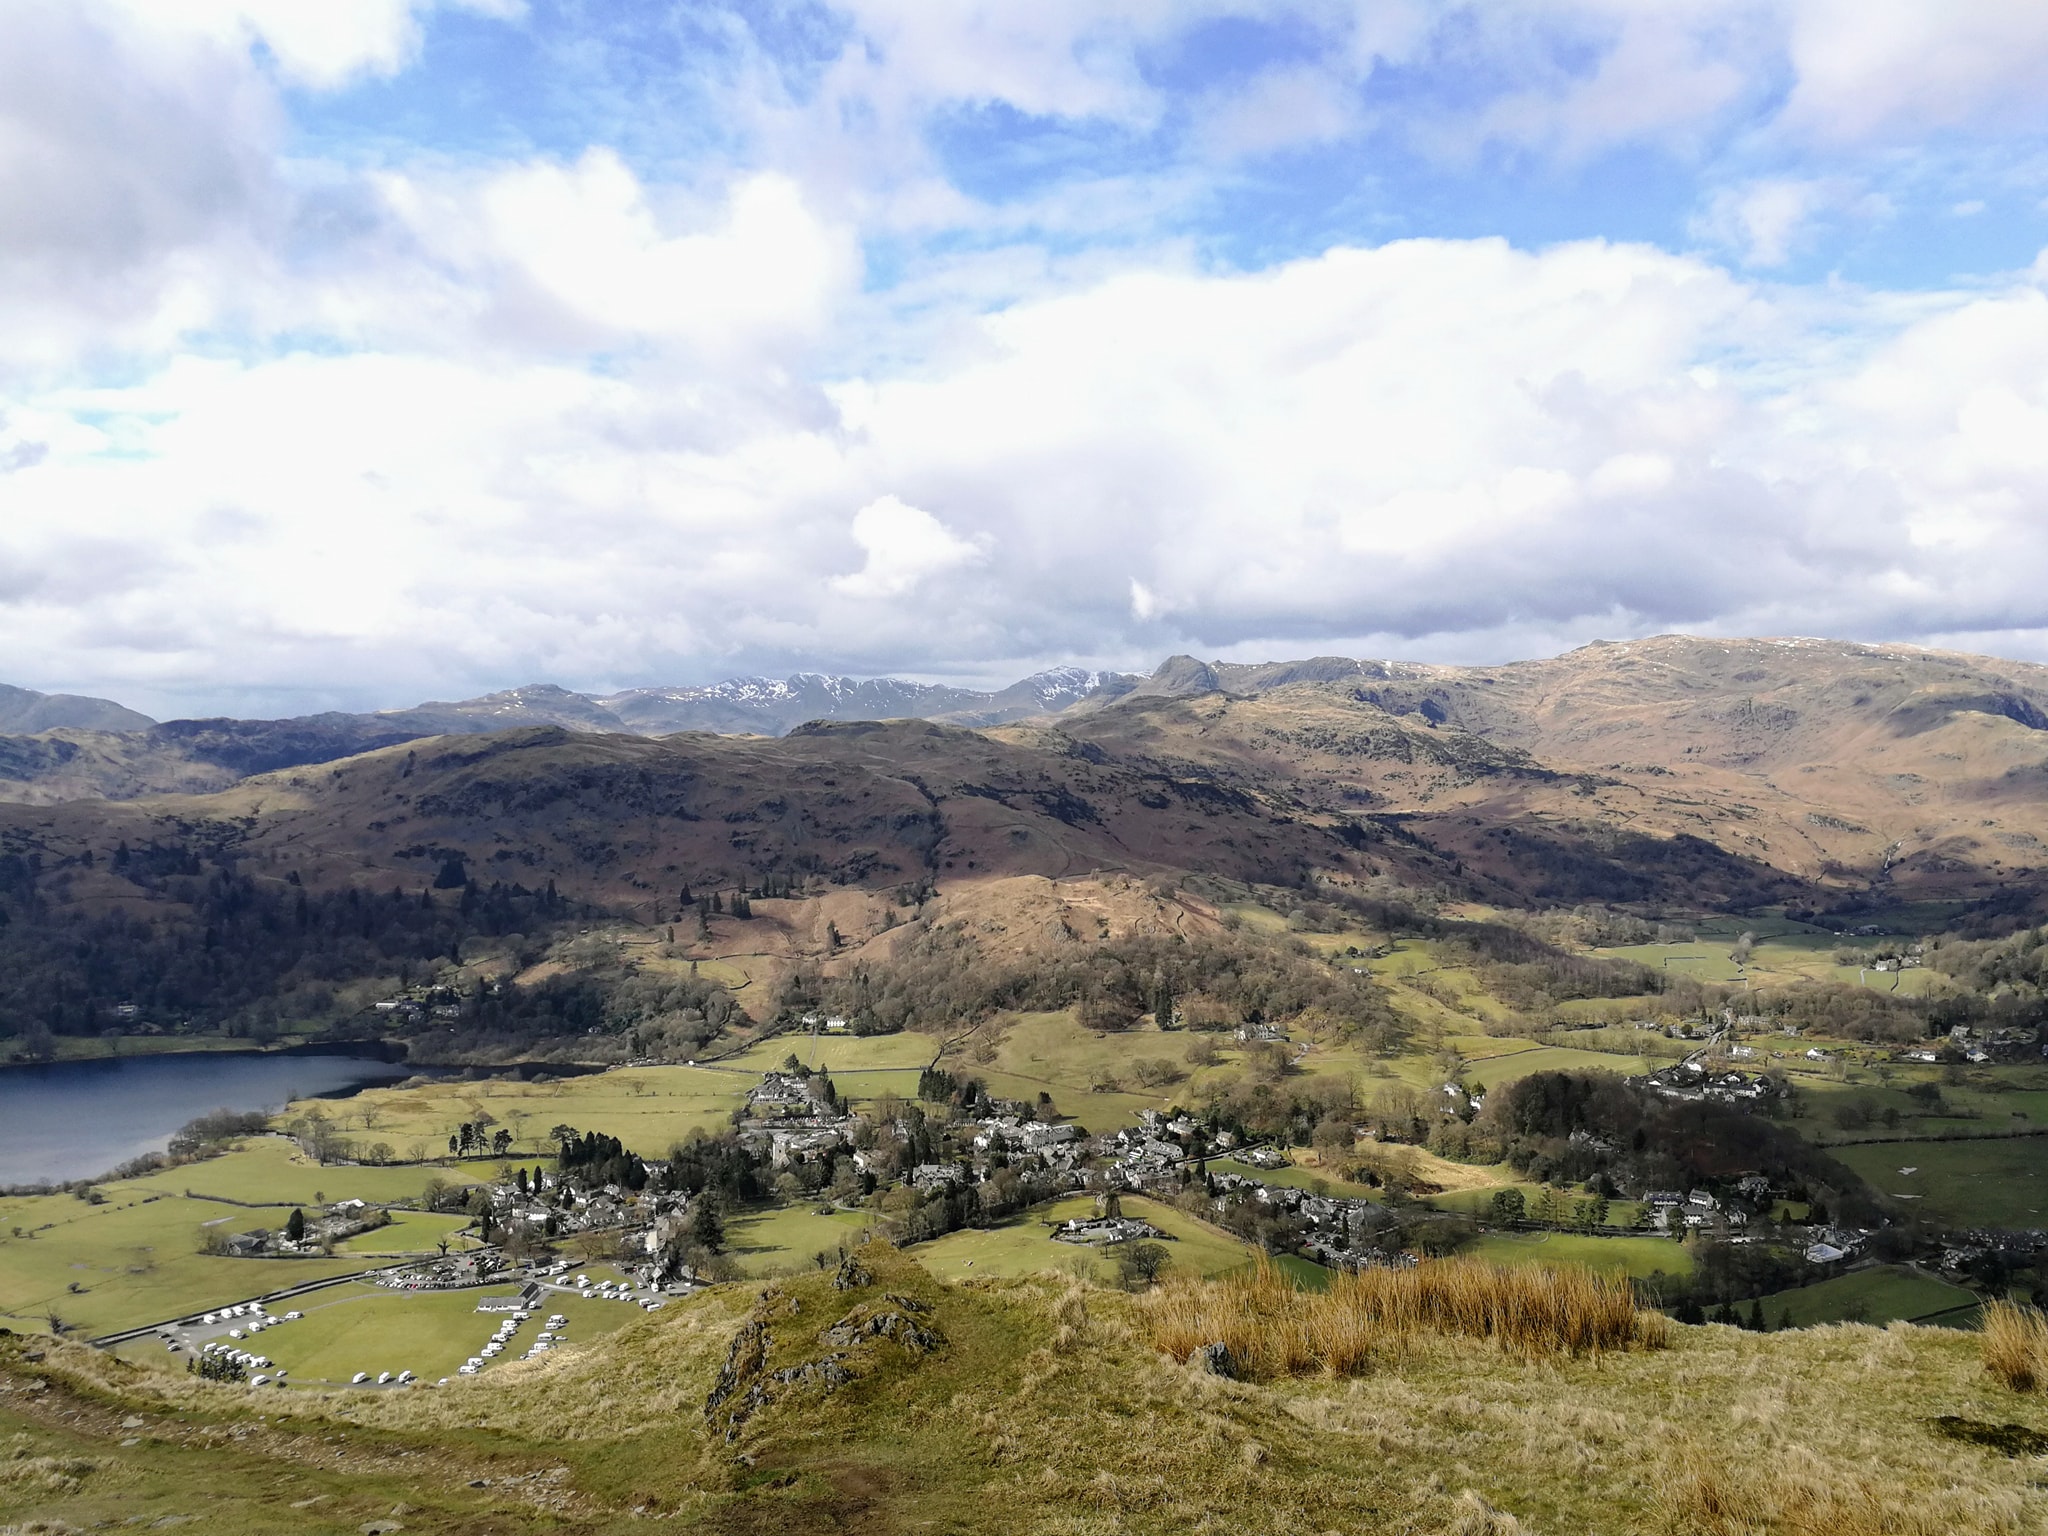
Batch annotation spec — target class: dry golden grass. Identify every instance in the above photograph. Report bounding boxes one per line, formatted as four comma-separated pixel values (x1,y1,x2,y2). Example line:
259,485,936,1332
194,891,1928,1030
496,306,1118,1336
1666,1439,2030,1536
1980,1297,2048,1392
9,1249,2045,1536
1148,1255,1665,1377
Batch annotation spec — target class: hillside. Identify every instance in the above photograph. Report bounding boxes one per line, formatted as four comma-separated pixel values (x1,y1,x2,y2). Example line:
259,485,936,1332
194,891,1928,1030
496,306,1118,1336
0,668,1144,805
3,1246,2040,1534
11,633,2048,1059
11,636,2048,911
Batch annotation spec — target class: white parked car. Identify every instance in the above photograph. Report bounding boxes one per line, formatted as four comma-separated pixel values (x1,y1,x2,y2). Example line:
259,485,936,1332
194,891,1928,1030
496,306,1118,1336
351,1372,371,1384
202,1312,218,1324
376,1372,392,1385
227,1329,243,1339
284,1311,302,1321
250,1374,270,1386
457,1365,478,1376
397,1370,415,1383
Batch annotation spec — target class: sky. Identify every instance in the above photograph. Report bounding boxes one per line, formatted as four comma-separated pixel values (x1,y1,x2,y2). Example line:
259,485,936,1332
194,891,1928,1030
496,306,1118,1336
6,1,2048,719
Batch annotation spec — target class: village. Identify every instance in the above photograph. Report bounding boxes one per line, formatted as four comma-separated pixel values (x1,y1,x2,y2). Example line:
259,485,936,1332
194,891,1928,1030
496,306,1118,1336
119,1038,1927,1393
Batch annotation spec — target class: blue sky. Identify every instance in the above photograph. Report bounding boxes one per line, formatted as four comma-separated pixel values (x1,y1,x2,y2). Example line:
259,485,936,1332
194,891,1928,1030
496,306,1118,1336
5,0,2048,717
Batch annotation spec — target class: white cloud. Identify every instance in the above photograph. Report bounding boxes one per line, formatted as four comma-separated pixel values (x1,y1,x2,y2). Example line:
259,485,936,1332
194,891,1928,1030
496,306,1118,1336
16,0,2048,712
832,497,987,598
1778,0,2048,146
16,230,2048,711
104,0,520,90
1688,176,1887,267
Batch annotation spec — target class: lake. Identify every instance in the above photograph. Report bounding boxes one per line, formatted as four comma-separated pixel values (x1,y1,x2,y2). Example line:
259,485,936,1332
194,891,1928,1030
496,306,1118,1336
0,1050,417,1186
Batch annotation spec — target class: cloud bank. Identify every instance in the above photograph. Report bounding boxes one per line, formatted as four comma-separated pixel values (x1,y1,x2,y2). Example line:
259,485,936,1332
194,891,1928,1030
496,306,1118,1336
4,0,2048,715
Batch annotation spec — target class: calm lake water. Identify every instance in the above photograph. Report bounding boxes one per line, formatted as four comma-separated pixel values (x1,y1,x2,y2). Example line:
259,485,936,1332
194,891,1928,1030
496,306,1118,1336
0,1051,416,1186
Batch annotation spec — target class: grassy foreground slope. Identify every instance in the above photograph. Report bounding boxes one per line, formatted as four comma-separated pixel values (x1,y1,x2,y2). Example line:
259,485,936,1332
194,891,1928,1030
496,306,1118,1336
3,1247,2044,1535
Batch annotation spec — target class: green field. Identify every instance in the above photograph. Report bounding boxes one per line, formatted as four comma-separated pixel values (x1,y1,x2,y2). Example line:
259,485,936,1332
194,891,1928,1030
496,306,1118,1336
334,1210,477,1256
145,1279,640,1386
913,1195,1257,1285
1466,1230,1693,1282
121,1137,475,1208
1830,1137,2048,1228
0,1186,369,1338
1750,1265,1980,1328
1594,924,1941,998
723,1033,937,1076
1459,1045,1662,1090
324,1064,761,1163
725,1204,877,1277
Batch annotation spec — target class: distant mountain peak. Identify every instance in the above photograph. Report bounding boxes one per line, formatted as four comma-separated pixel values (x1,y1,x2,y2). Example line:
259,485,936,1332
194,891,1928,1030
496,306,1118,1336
0,683,155,735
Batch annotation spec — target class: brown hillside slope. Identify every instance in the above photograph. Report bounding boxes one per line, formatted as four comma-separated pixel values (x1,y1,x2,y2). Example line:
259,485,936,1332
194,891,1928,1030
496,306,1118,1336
1077,636,2048,901
11,633,2048,923
0,721,1414,916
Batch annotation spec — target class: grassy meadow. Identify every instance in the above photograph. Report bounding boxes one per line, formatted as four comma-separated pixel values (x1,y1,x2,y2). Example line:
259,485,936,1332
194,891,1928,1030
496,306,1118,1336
1465,1229,1693,1282
0,1185,368,1338
725,1204,877,1277
1750,1264,1982,1328
912,1193,1257,1285
1831,1137,2048,1228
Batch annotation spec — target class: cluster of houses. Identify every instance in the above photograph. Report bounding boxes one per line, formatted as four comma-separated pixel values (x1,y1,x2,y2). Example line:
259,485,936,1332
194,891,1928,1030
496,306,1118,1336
370,984,467,1026
1636,1061,1782,1105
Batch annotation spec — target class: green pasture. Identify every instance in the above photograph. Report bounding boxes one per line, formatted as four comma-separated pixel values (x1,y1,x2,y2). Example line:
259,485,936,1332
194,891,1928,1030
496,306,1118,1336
0,1188,367,1337
121,1137,474,1208
1829,1137,2048,1228
974,1012,1207,1129
1466,1230,1692,1282
1750,1265,1979,1328
1271,1253,1334,1290
323,1064,758,1162
1592,931,1941,997
913,1195,1256,1285
725,1204,876,1277
1459,1045,1662,1090
725,1032,936,1076
335,1210,477,1256
208,1280,636,1386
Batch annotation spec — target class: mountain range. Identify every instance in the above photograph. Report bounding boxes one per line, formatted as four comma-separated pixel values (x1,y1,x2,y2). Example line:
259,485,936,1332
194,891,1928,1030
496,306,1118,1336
7,634,2048,914
0,667,1141,805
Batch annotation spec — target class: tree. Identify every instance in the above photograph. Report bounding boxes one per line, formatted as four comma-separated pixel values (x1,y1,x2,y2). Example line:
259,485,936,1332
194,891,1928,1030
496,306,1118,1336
1117,1241,1170,1288
434,854,468,889
687,1194,725,1254
1746,1298,1767,1331
492,1128,513,1157
285,1208,306,1244
1488,1188,1526,1225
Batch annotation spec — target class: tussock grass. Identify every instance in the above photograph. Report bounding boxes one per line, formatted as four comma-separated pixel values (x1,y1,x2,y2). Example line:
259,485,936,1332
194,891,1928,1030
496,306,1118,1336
1148,1255,1666,1376
1980,1297,2048,1392
1666,1439,2029,1535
